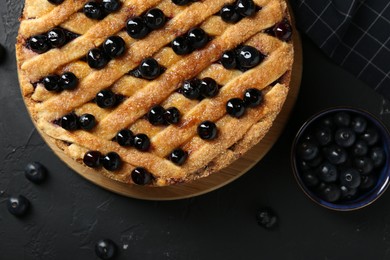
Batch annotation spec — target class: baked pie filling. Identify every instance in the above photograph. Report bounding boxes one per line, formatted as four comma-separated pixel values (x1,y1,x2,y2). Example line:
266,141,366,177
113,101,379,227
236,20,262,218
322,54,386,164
17,0,294,186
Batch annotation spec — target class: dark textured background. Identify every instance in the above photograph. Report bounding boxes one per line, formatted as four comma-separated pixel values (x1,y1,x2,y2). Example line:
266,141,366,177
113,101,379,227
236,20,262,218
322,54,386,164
2,1,390,260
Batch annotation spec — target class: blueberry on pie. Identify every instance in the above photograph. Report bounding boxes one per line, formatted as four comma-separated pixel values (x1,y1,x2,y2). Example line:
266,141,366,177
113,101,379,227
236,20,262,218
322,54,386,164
17,0,294,186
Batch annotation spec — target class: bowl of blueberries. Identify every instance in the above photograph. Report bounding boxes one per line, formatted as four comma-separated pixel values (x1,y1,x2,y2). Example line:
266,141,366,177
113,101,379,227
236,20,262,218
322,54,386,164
291,107,390,211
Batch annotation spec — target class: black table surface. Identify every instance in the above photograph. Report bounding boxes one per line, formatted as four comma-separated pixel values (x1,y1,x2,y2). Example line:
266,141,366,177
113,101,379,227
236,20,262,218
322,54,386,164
2,2,390,260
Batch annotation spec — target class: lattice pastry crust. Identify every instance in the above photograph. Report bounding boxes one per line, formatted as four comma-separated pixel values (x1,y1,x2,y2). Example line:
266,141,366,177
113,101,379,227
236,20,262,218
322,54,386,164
16,0,294,186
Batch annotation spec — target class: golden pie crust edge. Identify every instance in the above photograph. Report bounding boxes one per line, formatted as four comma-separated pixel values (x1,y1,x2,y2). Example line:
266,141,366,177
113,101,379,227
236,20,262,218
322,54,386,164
16,0,294,187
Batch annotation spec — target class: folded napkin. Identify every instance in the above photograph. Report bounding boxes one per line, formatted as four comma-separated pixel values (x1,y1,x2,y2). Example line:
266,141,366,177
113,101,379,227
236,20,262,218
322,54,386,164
291,0,390,99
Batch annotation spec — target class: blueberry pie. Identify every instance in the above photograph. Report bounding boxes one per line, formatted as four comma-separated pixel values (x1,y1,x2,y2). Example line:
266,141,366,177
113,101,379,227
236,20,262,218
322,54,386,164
17,0,294,186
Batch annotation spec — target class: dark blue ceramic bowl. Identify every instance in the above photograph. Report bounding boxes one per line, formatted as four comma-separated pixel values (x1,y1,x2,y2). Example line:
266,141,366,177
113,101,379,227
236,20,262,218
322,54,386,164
291,107,390,211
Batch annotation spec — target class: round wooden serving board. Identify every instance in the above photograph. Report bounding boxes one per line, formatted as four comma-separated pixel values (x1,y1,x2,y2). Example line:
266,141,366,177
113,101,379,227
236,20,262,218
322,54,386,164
33,30,302,200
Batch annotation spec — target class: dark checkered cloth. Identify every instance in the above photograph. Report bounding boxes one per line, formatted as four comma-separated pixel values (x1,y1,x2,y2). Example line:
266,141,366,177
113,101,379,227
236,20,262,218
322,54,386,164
291,0,390,99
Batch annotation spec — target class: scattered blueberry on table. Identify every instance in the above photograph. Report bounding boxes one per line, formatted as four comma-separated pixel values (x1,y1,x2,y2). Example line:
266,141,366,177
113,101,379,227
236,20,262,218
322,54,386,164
24,162,47,184
256,208,278,229
95,239,117,260
6,195,30,217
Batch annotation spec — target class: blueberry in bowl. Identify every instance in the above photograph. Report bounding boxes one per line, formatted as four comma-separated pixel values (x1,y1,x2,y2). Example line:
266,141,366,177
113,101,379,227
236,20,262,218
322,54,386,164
291,107,390,211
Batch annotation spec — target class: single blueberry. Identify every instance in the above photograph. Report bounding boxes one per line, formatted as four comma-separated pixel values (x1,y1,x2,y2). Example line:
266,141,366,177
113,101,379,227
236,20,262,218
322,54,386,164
47,28,66,48
226,98,246,118
171,36,192,55
354,157,374,175
27,35,50,54
139,58,161,80
126,17,150,39
340,186,358,201
169,148,188,166
42,75,61,92
306,155,323,168
83,151,102,168
297,141,319,161
315,127,332,146
352,140,368,157
273,19,292,41
297,160,311,171
255,208,278,229
133,134,151,151
144,8,167,30
360,175,377,190
95,239,117,260
361,127,379,146
318,184,341,203
243,88,263,107
78,114,96,130
339,169,361,189
220,4,241,23
236,45,263,69
59,72,78,90
147,105,166,125
96,90,117,108
102,0,121,13
181,79,201,100
334,128,356,147
87,48,110,69
197,121,218,140
102,152,122,171
317,162,338,183
370,146,385,168
220,50,237,69
319,117,334,129
301,171,319,188
164,107,181,124
83,2,105,20
60,113,79,131
199,77,219,98
131,167,153,185
351,116,367,134
187,28,209,50
323,144,347,165
235,0,256,17
7,195,30,217
103,36,126,58
115,129,134,147
334,112,351,127
24,162,47,184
